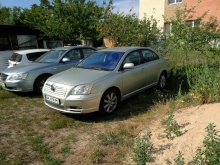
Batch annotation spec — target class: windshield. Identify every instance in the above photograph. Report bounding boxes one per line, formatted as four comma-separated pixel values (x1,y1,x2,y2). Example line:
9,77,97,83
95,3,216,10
77,51,124,70
36,50,67,63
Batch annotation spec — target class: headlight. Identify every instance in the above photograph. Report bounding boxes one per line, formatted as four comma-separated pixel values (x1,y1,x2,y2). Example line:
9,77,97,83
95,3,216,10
72,85,93,95
8,73,28,80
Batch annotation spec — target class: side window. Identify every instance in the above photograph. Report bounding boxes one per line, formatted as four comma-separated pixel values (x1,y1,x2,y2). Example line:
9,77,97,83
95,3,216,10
10,53,22,62
141,50,159,62
26,51,47,61
124,51,142,66
82,48,96,58
65,49,81,61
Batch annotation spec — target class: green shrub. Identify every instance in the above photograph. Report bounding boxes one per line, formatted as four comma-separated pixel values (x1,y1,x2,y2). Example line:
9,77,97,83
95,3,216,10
193,123,220,164
186,63,220,103
164,111,182,140
132,131,153,165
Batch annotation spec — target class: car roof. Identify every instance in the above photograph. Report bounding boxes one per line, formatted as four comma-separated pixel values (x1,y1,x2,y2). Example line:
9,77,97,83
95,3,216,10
14,49,50,54
98,47,152,53
52,46,97,51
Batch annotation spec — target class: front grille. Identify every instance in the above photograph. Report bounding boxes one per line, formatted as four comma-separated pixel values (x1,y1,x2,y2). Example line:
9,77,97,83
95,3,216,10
0,73,8,81
44,83,68,97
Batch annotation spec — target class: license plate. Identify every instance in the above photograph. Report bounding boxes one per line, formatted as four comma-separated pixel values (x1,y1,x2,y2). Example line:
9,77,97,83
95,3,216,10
45,95,59,104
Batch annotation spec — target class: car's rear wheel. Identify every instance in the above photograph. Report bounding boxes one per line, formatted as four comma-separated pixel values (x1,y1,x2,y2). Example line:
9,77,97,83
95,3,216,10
99,88,119,115
158,73,167,89
34,75,50,94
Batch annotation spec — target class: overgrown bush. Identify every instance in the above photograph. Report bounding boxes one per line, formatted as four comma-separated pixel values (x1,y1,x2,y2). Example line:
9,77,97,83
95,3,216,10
132,131,153,165
193,123,220,164
164,111,182,140
186,63,220,103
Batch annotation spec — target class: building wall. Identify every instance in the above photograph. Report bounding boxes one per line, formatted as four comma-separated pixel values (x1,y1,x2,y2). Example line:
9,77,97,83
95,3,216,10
164,0,220,24
186,0,220,23
139,0,220,31
164,0,186,22
139,0,165,28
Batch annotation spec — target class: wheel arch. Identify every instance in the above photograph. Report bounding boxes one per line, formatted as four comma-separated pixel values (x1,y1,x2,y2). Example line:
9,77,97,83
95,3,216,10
102,86,122,102
33,73,53,93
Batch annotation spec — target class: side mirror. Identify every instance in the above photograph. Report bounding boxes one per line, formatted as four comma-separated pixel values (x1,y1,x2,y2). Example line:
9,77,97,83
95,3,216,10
123,63,134,69
62,57,70,63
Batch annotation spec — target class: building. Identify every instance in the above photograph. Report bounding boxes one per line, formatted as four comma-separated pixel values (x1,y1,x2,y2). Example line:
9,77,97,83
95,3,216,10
139,0,165,29
0,25,43,51
139,0,220,33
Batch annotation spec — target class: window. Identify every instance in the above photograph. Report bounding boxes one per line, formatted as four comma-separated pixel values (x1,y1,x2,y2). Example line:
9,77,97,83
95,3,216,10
82,48,96,58
168,0,182,4
141,50,159,62
65,49,81,61
26,52,48,61
186,20,201,27
124,51,142,66
164,23,172,34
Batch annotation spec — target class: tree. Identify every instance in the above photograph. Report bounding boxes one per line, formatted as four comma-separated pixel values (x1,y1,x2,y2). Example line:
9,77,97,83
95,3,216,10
98,1,161,47
0,6,13,25
0,4,26,25
165,6,220,59
23,0,104,43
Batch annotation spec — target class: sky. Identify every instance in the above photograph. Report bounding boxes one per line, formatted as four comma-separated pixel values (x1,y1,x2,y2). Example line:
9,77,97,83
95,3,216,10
0,0,139,16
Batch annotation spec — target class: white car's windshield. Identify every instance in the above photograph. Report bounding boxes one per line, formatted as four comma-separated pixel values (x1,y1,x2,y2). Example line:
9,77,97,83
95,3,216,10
36,50,67,63
77,51,124,70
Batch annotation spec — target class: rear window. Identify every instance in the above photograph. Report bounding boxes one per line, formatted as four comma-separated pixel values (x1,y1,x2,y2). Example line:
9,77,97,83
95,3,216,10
26,51,47,61
9,53,22,62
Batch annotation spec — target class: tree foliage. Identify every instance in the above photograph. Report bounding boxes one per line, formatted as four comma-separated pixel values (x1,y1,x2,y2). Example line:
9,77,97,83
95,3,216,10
22,0,103,42
0,5,24,25
165,6,220,58
98,2,161,47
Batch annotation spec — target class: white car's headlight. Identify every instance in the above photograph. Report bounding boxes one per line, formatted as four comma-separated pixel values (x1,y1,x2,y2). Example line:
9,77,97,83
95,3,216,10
8,73,28,80
72,85,93,95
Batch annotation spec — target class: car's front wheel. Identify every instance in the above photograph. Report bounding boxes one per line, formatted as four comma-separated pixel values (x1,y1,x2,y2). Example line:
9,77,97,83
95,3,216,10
99,88,119,115
34,75,51,94
158,72,167,90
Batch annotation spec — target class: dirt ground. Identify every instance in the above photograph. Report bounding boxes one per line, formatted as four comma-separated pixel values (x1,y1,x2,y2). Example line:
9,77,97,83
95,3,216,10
140,103,220,164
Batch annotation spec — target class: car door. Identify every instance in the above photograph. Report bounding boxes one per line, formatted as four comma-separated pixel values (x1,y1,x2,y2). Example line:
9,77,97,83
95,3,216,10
141,49,161,86
121,50,146,97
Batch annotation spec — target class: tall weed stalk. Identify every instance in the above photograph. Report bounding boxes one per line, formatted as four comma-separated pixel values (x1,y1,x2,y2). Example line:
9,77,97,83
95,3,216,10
186,62,220,103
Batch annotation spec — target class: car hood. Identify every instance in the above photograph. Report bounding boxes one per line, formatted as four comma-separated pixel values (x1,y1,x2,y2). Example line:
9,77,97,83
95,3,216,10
2,62,55,74
47,68,111,86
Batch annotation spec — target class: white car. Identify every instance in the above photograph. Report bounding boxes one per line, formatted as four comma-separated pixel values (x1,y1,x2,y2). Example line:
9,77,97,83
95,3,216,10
8,49,50,68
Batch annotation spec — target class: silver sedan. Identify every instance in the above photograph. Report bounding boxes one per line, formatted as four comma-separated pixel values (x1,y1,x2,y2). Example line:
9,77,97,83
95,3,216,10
0,46,96,94
42,47,172,114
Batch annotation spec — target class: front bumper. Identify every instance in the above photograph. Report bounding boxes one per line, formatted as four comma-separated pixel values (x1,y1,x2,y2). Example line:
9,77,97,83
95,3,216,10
0,79,33,92
43,93,101,114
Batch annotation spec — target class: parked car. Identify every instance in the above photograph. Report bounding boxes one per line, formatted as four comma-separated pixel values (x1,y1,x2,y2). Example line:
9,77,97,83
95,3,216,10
42,47,171,115
8,49,50,68
0,46,97,94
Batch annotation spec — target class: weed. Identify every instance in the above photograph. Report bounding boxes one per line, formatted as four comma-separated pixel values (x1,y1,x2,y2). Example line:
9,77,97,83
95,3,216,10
30,135,63,164
91,148,105,164
98,131,123,146
164,111,182,140
49,118,68,130
132,131,153,165
61,144,71,154
193,123,220,164
174,151,185,165
186,63,220,103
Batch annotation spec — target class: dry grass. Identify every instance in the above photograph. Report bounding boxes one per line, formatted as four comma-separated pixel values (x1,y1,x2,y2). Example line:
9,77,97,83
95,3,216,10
0,88,178,165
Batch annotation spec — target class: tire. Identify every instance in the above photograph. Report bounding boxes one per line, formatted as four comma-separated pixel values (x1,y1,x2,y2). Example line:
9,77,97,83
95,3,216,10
99,88,119,115
34,75,50,94
158,73,167,90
